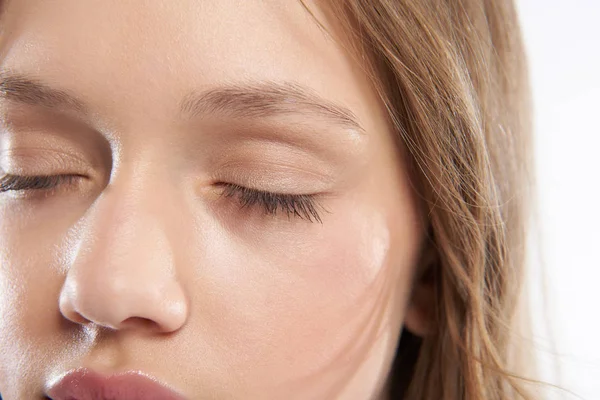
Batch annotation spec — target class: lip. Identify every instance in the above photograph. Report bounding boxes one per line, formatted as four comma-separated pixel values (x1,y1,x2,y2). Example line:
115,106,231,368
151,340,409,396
45,368,187,400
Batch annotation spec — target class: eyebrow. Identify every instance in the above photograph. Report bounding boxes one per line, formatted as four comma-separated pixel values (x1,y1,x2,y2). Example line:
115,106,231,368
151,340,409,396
179,82,364,133
0,71,88,114
0,71,365,133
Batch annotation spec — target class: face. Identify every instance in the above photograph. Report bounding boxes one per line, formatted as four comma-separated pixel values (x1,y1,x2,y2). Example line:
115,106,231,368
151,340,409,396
0,1,425,398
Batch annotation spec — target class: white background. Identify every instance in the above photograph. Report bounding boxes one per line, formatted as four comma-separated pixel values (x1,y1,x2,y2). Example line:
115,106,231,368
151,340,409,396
517,1,600,398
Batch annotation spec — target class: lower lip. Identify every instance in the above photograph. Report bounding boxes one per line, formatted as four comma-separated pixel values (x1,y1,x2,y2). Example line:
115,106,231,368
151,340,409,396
46,369,186,400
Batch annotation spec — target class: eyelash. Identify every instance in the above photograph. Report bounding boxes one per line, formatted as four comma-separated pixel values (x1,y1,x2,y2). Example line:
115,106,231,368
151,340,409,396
217,182,323,223
0,174,80,192
0,174,324,223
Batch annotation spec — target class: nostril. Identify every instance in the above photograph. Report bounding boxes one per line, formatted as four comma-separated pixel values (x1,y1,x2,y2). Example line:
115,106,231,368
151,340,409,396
120,316,159,331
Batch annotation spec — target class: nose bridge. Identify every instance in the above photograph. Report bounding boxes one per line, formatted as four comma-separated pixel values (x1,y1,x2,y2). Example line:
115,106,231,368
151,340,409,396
59,169,189,332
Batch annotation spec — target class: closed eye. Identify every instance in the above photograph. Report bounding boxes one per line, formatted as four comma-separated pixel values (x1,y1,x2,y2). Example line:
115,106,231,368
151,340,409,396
216,182,325,223
0,173,82,193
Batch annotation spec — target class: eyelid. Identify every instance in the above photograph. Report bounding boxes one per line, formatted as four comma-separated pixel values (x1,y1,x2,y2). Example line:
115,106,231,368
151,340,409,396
0,147,95,177
210,161,337,198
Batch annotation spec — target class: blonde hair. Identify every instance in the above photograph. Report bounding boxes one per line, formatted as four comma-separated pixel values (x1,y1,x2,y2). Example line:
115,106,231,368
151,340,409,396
310,0,534,398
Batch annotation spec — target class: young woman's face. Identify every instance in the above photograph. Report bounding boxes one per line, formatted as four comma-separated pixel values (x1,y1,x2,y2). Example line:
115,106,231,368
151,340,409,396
0,1,425,398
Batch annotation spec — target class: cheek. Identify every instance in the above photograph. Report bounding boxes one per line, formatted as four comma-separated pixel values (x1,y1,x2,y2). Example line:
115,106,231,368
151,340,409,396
0,198,96,387
185,200,418,393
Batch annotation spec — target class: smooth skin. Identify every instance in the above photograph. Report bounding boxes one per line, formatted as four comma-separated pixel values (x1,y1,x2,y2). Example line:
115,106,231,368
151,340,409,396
0,1,429,398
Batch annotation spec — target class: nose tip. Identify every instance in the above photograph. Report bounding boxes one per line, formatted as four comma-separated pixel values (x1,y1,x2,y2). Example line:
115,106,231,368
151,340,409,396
59,274,189,333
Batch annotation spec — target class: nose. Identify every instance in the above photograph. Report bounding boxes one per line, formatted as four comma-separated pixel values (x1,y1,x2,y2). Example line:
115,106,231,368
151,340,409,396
59,181,189,333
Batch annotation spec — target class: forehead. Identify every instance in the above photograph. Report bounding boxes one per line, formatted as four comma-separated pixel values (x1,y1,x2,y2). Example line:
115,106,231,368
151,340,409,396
0,0,385,133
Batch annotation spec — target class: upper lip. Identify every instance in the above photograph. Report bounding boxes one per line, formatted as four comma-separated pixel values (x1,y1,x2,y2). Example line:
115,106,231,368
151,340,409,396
45,368,187,400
